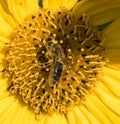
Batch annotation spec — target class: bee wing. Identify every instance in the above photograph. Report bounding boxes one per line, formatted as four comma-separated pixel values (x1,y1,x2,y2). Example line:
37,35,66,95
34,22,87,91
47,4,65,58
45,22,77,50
62,57,75,71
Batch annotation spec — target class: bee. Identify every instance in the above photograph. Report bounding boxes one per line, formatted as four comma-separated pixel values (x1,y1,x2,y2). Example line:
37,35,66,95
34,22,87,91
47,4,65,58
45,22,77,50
38,40,84,86
47,42,66,86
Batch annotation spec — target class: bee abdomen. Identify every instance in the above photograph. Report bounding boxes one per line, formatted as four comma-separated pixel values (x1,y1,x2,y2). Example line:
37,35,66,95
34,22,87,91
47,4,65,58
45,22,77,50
49,61,63,86
53,62,63,80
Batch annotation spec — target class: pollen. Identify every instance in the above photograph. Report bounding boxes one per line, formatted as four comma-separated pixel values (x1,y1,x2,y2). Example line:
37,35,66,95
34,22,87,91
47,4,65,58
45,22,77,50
2,7,106,119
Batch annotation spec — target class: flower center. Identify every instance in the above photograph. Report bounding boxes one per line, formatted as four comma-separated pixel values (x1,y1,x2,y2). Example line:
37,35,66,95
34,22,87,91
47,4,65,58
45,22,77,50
3,8,105,119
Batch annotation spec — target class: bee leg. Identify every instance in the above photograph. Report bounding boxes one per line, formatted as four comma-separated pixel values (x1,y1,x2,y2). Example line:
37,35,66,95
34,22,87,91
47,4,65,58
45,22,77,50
36,61,53,68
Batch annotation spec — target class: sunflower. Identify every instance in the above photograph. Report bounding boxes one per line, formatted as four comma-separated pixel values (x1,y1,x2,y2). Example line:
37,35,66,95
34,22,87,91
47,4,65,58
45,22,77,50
0,0,120,123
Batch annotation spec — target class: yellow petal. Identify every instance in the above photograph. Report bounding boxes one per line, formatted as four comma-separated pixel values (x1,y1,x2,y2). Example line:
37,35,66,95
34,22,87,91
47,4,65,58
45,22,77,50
104,40,120,49
72,0,120,26
62,0,77,10
96,67,120,122
102,77,120,98
0,95,42,124
0,76,9,100
102,18,120,68
78,105,100,124
103,18,120,49
52,113,68,124
85,96,112,124
104,49,120,68
24,0,39,16
7,0,23,23
66,111,77,124
0,13,13,37
44,115,54,124
43,0,64,11
0,0,39,27
37,113,46,124
29,113,40,124
89,92,120,124
102,67,120,98
94,87,120,119
3,104,20,124
6,0,39,24
13,0,27,20
0,62,4,72
43,0,77,12
12,106,29,124
0,96,16,123
0,36,10,44
0,1,17,27
72,106,90,124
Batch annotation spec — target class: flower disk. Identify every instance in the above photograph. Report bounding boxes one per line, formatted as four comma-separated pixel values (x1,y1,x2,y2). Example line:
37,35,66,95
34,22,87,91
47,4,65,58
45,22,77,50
3,8,106,119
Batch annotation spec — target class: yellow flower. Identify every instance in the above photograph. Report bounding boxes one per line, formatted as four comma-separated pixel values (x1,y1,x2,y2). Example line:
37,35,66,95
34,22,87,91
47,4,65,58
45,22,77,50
0,0,120,123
